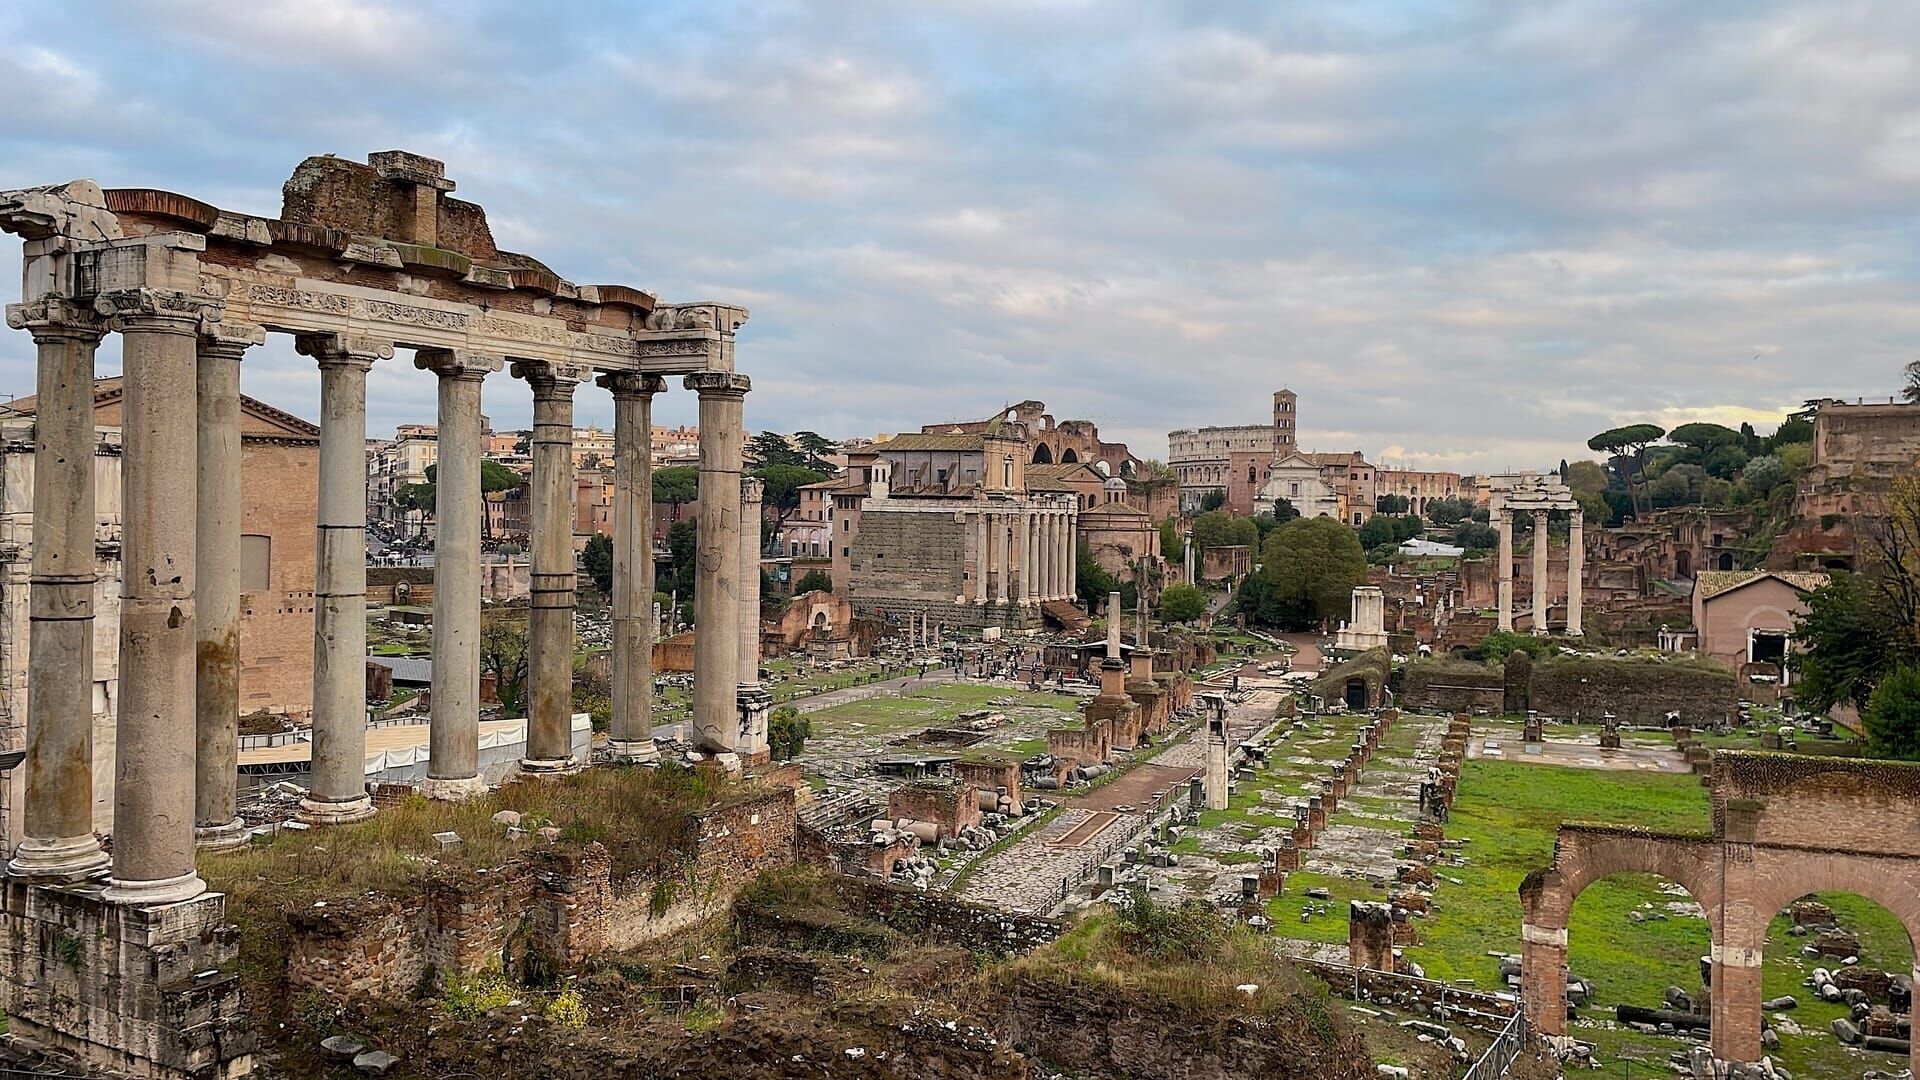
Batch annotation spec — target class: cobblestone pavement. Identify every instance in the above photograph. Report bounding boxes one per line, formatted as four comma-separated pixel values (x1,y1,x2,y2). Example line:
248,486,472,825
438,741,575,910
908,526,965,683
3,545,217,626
955,807,1146,914
1300,712,1446,881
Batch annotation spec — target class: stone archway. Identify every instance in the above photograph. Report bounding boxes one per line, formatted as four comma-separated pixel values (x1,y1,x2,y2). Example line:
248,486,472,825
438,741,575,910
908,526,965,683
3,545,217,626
1061,448,1078,463
1031,443,1053,464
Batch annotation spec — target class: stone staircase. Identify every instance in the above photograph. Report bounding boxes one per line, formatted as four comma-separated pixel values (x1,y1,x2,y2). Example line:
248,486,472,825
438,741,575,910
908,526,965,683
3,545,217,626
1041,599,1090,633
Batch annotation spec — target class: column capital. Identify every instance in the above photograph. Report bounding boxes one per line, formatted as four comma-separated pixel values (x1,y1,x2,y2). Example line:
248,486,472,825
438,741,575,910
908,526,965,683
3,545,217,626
6,297,107,342
94,287,222,335
296,332,392,370
510,359,590,395
647,302,750,334
415,348,504,381
742,476,764,505
597,371,669,399
199,320,266,359
683,371,751,397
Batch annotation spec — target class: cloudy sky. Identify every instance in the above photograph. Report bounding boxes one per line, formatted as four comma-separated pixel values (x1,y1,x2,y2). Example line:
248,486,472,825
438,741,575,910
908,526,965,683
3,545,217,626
3,0,1918,470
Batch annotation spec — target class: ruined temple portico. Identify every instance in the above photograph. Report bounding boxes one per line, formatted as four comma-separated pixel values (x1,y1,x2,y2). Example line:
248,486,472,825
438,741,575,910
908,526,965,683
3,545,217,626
1489,474,1583,636
0,151,753,1078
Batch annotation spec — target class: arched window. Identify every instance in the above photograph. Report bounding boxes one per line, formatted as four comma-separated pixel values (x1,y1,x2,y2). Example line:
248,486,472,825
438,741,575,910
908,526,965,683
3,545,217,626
1061,448,1079,463
1032,444,1053,464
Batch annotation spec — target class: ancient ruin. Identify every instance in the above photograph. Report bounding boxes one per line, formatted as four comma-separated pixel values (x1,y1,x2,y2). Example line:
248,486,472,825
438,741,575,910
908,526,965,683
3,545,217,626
1489,473,1583,635
0,151,757,1077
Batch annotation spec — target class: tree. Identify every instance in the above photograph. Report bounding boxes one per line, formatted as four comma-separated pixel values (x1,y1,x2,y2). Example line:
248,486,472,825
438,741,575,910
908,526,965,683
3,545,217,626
512,430,532,455
1190,511,1257,561
791,431,837,472
1199,489,1227,513
1159,520,1185,563
1703,444,1750,480
653,465,699,519
1794,572,1904,714
1742,455,1787,496
1454,521,1499,551
793,569,833,595
582,533,615,594
753,463,829,542
1359,513,1422,550
1906,361,1920,405
394,483,436,513
1864,666,1920,760
1267,498,1299,524
1587,423,1666,518
480,615,529,717
1159,583,1208,622
1668,422,1744,452
1767,417,1814,449
746,431,802,469
768,705,812,761
1376,494,1410,514
1259,516,1367,630
481,459,521,493
1075,540,1135,609
1564,460,1610,496
1426,496,1473,526
667,519,699,598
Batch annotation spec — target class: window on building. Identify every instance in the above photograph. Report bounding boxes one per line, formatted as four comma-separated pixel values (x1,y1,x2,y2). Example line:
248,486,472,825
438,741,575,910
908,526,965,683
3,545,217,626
240,534,271,591
842,547,849,558
1289,483,1300,498
1003,456,1013,487
937,468,949,485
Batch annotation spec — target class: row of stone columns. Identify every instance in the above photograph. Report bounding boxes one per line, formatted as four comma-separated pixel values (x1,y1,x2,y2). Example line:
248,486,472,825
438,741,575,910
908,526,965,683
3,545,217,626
6,284,755,899
968,503,1076,605
1492,506,1584,637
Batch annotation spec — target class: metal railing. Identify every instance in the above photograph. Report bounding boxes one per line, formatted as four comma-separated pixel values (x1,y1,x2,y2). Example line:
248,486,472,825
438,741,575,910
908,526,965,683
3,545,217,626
1460,1008,1529,1080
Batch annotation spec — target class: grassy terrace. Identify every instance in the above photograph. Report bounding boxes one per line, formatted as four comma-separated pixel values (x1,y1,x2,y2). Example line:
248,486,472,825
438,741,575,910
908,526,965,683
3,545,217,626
1168,712,1372,867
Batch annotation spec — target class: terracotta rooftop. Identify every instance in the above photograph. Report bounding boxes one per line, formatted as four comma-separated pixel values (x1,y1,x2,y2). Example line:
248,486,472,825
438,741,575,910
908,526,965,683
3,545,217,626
5,376,321,438
1696,569,1830,601
878,433,985,453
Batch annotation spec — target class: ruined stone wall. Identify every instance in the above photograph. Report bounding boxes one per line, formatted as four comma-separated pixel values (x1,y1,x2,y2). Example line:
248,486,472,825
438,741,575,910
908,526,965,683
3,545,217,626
1401,659,1504,713
820,876,1061,956
287,788,798,1000
1527,655,1736,724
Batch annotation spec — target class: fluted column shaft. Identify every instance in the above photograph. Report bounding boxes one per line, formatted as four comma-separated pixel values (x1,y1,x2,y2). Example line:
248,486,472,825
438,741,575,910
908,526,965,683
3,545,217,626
993,511,1010,604
517,362,584,771
298,334,385,826
1531,509,1550,636
422,351,499,796
7,307,109,879
737,477,770,759
973,509,989,603
104,290,218,902
194,325,262,848
686,372,749,754
602,373,664,762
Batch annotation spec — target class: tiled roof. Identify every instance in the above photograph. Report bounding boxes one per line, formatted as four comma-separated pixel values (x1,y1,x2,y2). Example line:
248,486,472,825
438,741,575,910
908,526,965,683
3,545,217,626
878,433,984,452
1696,570,1830,601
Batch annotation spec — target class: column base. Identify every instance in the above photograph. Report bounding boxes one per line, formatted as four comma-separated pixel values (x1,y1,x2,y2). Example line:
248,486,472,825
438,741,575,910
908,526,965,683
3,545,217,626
100,869,207,906
606,738,661,764
736,684,773,761
518,756,581,777
296,794,376,827
420,775,491,801
193,819,251,853
6,835,108,881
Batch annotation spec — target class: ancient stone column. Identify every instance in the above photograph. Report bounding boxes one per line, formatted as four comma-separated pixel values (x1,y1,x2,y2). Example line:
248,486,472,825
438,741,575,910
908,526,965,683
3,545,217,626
1020,511,1036,606
194,322,264,850
972,508,989,603
737,477,771,761
686,371,750,756
1040,511,1055,599
1531,509,1549,636
601,372,665,763
993,511,1010,605
1494,507,1513,632
1566,510,1584,637
6,301,110,879
516,361,586,773
1068,510,1079,601
420,350,500,798
296,333,387,826
102,287,221,903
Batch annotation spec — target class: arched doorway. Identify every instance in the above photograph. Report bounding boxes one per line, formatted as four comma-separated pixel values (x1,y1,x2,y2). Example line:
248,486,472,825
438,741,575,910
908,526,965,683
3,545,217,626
1061,448,1078,463
1343,678,1368,709
1031,443,1053,464
1718,552,1735,571
1676,550,1692,579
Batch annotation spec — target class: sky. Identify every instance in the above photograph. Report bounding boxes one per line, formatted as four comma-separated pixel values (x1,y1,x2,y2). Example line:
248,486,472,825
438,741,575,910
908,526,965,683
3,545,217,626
2,0,1918,471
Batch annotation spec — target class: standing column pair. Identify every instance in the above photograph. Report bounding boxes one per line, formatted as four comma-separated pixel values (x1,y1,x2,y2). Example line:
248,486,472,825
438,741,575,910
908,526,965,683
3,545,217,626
515,361,588,773
1494,507,1513,633
602,373,665,763
297,333,391,826
737,478,771,761
420,350,503,798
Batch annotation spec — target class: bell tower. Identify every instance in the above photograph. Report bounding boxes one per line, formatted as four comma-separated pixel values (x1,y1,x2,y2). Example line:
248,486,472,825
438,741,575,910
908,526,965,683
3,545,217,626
1273,389,1297,456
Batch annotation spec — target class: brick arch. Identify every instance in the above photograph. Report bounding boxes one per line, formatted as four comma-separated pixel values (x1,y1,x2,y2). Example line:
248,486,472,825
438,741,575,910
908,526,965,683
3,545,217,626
1519,829,1721,1039
1734,851,1920,958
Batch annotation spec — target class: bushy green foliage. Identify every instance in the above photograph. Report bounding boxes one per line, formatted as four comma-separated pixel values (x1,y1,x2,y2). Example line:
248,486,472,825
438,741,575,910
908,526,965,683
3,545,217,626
1159,519,1185,562
1425,496,1474,526
1191,510,1258,555
582,533,614,593
1793,572,1909,713
1242,516,1367,630
1159,583,1208,622
768,705,811,761
1118,891,1227,963
652,465,699,506
1864,666,1920,760
793,569,833,595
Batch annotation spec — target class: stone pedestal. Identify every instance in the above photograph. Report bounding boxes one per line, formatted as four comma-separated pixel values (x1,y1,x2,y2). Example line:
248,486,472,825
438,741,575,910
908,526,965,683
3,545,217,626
1,878,255,1079
1204,718,1230,811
